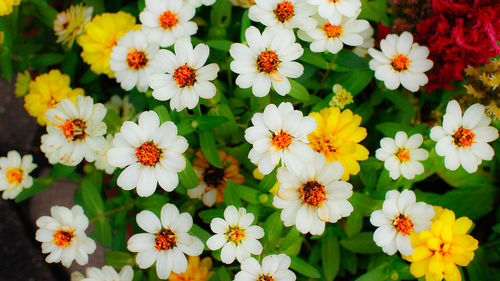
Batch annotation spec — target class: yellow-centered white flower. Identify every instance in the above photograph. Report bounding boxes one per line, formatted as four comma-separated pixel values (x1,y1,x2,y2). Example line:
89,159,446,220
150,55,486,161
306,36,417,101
248,0,316,31
234,254,296,281
0,150,37,200
71,265,134,281
307,0,361,22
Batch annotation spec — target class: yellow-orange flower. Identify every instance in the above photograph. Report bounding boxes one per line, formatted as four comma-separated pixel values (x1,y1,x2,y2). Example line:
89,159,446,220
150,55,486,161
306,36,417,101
53,4,93,49
0,0,20,16
307,106,368,180
404,207,479,281
168,256,214,281
24,70,83,126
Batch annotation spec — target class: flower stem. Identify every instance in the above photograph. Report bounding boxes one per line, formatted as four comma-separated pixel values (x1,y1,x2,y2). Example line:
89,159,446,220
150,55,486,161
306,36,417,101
90,200,136,223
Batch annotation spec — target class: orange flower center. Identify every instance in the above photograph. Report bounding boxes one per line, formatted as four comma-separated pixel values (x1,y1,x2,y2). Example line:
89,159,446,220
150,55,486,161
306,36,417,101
127,50,148,70
136,142,162,167
6,168,23,184
323,23,343,39
257,50,280,73
394,215,414,236
155,229,177,251
52,229,74,248
396,148,411,162
309,135,337,154
299,180,327,206
55,117,87,141
271,130,292,150
173,63,197,87
226,226,246,243
453,128,475,148
203,165,226,187
274,1,295,23
257,275,275,281
391,54,411,72
158,10,179,30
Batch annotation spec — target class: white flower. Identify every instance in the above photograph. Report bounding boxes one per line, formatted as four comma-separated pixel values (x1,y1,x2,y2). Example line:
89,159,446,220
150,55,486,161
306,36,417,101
353,24,374,57
368,31,433,92
375,132,429,180
234,254,296,281
41,96,107,166
298,14,369,54
187,0,216,8
230,26,304,97
139,0,197,47
35,205,96,267
149,38,220,111
0,150,37,200
206,205,264,264
370,189,434,256
107,111,188,197
53,4,93,48
109,30,163,93
71,265,134,281
94,135,116,175
273,153,353,235
307,0,361,22
248,0,316,31
127,203,204,279
105,95,137,123
430,100,499,173
245,102,316,175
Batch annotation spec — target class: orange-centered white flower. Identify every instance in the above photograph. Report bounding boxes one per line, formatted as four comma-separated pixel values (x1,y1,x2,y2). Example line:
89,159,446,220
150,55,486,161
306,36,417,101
307,0,361,22
235,254,296,281
249,0,316,31
0,150,37,200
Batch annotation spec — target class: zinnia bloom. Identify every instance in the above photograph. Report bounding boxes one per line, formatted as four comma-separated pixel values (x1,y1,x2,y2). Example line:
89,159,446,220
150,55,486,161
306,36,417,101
248,0,316,31
71,265,133,281
307,106,368,181
0,0,20,16
234,254,296,281
307,0,361,22
0,150,37,200
53,4,93,49
168,256,214,281
94,135,116,175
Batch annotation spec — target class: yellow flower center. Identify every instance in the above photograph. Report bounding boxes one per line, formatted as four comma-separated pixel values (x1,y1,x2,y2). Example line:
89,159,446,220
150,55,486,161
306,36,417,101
173,64,197,87
396,148,411,162
394,214,414,236
55,117,87,141
126,49,148,70
392,54,411,72
452,128,475,148
52,228,74,248
158,10,179,30
299,180,327,206
323,23,343,39
155,229,177,251
257,275,275,281
257,50,280,74
271,130,292,150
273,1,295,23
226,226,246,243
6,168,23,184
136,142,162,167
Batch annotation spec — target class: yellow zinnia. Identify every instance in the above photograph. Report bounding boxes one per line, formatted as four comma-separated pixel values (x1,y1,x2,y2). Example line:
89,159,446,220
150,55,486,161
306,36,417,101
77,11,138,78
24,69,83,126
0,0,20,16
404,207,479,281
168,256,214,281
307,106,369,180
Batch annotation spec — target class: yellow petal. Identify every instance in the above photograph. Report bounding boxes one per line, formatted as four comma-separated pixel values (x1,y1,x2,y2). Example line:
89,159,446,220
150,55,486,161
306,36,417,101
410,258,430,278
444,262,461,281
428,254,444,274
453,217,472,236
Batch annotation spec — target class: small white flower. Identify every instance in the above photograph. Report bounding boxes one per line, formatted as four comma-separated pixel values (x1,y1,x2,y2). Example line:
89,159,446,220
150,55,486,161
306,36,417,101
149,38,220,111
375,131,429,180
273,153,353,235
127,203,204,279
298,14,369,54
430,100,499,173
35,205,96,268
139,0,197,47
41,95,107,166
206,205,264,264
352,24,374,57
370,189,434,256
307,0,361,22
245,102,316,175
368,31,433,92
230,26,304,97
94,135,116,175
187,0,216,8
71,265,134,281
107,111,188,197
248,0,316,31
0,150,37,200
234,254,296,281
104,95,137,123
109,30,163,93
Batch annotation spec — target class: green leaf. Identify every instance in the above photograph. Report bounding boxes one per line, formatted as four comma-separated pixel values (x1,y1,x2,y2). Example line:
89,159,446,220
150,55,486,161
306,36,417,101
61,48,78,80
94,218,112,248
176,118,196,136
354,262,390,281
178,156,199,189
240,10,251,43
195,115,228,130
233,183,260,204
198,208,225,224
31,53,63,68
153,105,171,123
381,90,416,120
346,212,363,238
81,171,104,217
83,0,106,14
279,228,302,251
289,256,321,278
338,70,374,96
350,192,378,216
358,0,389,25
333,50,368,70
258,168,277,192
104,251,134,267
14,177,53,203
322,235,340,281
27,0,58,27
288,79,311,101
214,267,232,281
199,129,223,168
299,49,329,69
224,179,242,207
136,194,169,215
205,40,233,52
188,224,211,249
340,232,381,254
49,164,77,179
103,110,123,135
79,69,99,84
263,212,283,246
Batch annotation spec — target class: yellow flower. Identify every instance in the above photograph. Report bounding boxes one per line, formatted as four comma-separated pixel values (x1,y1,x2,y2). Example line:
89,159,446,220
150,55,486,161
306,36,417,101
307,107,369,180
24,70,83,126
404,208,479,281
14,70,31,97
168,256,214,281
0,0,20,16
77,12,138,78
330,84,353,109
53,4,93,49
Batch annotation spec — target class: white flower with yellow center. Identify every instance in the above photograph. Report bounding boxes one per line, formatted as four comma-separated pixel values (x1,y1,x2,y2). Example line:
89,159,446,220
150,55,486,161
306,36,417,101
375,132,429,180
230,26,304,97
206,205,264,264
273,153,353,235
127,203,204,279
187,0,216,7
107,111,188,197
71,265,133,281
94,134,116,175
149,38,220,111
53,4,93,49
35,205,96,268
235,254,296,281
368,31,433,92
307,0,361,22
248,0,316,31
245,102,317,175
430,100,499,173
40,95,107,166
370,189,434,256
139,0,197,47
0,150,37,200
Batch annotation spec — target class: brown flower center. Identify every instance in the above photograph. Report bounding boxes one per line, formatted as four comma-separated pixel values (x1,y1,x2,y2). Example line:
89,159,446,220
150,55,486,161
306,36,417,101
395,148,411,162
271,130,292,150
394,214,414,236
155,229,177,251
274,1,295,23
257,274,275,281
55,117,87,141
173,63,197,87
257,50,280,73
203,165,226,187
6,168,23,184
127,50,148,70
226,226,246,243
158,10,179,30
323,23,343,39
299,180,327,206
391,54,411,72
136,142,162,167
52,229,74,248
453,128,475,148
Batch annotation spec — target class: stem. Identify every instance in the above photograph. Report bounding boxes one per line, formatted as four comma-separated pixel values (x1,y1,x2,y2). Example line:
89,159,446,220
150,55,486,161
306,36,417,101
312,69,330,97
90,200,136,223
270,91,274,104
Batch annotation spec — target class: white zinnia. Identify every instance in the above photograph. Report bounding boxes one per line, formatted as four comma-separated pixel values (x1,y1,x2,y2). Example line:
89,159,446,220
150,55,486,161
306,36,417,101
234,254,296,281
206,205,264,264
273,153,354,235
368,31,433,92
353,24,374,57
430,100,499,173
230,26,304,97
375,131,429,180
370,189,434,256
71,265,133,281
139,0,197,47
248,0,316,31
307,0,361,22
187,0,216,7
245,102,317,175
149,38,220,111
41,95,107,166
94,134,116,175
107,111,188,197
127,203,204,279
35,205,96,267
0,150,37,200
